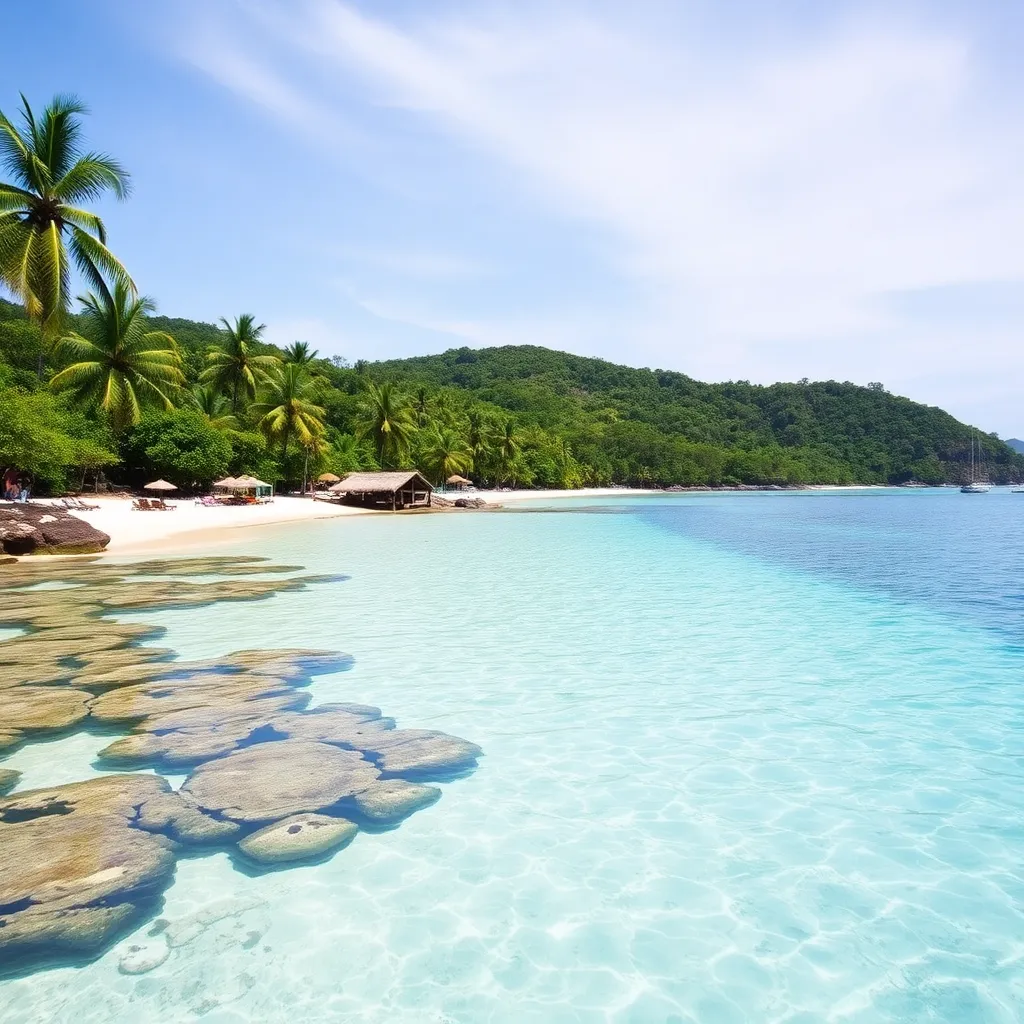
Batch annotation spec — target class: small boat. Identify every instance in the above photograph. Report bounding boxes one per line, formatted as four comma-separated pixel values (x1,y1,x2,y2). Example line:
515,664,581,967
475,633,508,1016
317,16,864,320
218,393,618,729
1012,485,1024,494
961,430,991,493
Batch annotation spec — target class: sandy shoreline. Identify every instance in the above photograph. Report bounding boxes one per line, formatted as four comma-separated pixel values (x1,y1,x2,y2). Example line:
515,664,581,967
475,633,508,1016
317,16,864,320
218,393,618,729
9,488,660,559
6,485,895,560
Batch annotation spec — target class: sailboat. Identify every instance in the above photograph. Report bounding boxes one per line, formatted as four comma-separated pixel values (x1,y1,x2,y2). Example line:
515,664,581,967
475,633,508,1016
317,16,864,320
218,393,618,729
961,430,991,493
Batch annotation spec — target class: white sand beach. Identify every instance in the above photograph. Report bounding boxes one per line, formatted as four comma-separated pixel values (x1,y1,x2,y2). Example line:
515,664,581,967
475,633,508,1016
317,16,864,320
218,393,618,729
23,488,662,557
36,495,369,555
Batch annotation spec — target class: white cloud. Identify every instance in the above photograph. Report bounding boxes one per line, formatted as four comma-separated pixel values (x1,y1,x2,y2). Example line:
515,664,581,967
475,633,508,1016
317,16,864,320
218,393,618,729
178,0,1024,431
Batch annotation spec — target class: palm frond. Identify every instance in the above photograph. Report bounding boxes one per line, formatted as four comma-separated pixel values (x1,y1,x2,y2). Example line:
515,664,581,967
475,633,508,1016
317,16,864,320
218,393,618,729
59,204,106,242
54,153,130,203
68,226,133,302
37,94,88,181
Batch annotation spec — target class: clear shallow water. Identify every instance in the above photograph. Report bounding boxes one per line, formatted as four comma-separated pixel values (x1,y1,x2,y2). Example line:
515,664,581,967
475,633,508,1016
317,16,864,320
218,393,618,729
4,490,1024,1023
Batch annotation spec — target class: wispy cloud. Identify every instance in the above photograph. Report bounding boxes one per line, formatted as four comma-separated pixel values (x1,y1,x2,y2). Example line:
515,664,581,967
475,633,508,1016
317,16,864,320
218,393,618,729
173,0,1024,430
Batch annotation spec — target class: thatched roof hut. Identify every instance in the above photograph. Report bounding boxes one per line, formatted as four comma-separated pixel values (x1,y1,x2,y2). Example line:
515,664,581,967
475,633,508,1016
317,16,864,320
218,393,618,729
329,471,433,511
446,475,472,489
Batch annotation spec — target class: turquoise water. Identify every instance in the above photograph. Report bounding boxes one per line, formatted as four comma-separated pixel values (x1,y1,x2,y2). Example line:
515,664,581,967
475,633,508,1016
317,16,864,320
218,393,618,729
4,489,1024,1022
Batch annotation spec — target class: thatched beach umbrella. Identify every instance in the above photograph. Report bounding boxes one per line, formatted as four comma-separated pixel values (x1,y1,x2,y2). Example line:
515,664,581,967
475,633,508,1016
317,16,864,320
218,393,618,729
447,475,471,486
143,479,177,492
212,477,239,490
317,473,341,483
234,475,271,489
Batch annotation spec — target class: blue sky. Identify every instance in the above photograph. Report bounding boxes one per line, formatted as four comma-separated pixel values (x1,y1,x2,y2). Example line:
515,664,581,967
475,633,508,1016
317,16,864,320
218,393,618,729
5,1,1024,436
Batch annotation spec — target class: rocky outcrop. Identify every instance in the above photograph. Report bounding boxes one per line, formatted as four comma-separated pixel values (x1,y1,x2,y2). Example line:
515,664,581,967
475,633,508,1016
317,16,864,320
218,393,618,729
181,740,381,823
352,779,441,823
0,555,483,976
0,503,110,555
237,813,359,864
0,775,179,975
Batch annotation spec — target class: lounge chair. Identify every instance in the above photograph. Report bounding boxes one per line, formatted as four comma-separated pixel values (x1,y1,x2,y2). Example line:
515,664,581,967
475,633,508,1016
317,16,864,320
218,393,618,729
151,498,176,511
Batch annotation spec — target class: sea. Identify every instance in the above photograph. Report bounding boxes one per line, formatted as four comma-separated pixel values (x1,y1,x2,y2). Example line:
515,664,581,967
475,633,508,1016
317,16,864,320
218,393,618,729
3,488,1024,1023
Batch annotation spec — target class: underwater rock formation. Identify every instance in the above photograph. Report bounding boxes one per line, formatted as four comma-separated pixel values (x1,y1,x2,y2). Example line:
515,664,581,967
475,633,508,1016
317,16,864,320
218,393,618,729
237,813,359,864
0,555,482,977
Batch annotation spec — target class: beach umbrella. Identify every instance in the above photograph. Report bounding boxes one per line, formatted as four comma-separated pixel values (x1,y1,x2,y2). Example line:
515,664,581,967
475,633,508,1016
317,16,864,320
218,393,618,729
212,477,239,489
317,472,341,483
447,475,472,485
143,479,177,491
234,475,271,488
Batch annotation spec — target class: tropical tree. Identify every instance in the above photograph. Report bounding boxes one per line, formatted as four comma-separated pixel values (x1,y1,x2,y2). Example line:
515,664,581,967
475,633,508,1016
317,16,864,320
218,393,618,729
200,313,278,412
283,340,318,365
495,419,522,485
355,380,415,469
0,94,133,354
252,363,326,463
421,425,473,486
49,281,183,434
191,384,238,431
466,407,494,474
413,385,431,427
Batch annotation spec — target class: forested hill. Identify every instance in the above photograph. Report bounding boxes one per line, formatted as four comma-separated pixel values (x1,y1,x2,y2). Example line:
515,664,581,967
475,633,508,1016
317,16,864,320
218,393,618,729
2,291,1021,489
368,345,1022,486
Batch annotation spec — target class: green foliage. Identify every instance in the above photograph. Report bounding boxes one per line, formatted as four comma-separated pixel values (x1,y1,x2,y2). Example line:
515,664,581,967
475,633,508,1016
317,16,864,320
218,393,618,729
367,346,1024,486
200,313,279,412
355,380,416,469
50,282,184,433
0,385,116,489
0,94,132,341
121,409,231,486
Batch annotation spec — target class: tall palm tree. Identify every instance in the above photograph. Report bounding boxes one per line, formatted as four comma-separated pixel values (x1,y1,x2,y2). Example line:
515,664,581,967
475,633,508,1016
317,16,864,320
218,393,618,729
200,313,279,412
496,419,522,485
355,380,415,469
252,363,326,462
422,426,473,486
0,94,133,350
466,408,493,474
191,384,238,431
283,340,318,365
49,281,183,434
413,386,431,428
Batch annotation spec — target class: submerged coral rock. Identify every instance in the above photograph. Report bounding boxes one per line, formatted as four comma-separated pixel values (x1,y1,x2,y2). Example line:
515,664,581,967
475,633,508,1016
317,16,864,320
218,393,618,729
2,686,92,743
135,790,241,844
357,728,483,776
0,775,178,974
0,504,110,555
352,779,441,823
181,740,380,823
0,767,21,795
237,813,359,864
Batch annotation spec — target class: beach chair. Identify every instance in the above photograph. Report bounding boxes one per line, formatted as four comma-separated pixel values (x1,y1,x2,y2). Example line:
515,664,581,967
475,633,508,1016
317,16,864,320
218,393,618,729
132,498,153,511
152,498,176,511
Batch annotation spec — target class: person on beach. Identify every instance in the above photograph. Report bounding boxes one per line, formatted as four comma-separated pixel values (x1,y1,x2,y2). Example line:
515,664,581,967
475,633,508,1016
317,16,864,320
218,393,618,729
3,468,19,501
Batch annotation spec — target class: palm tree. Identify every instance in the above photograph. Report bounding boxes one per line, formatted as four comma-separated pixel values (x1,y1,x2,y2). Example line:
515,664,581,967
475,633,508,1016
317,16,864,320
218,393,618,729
283,340,318,365
421,426,473,486
413,386,431,428
496,419,522,485
191,384,238,431
200,313,279,412
355,380,415,468
0,94,133,359
49,281,183,434
466,408,494,474
252,363,326,462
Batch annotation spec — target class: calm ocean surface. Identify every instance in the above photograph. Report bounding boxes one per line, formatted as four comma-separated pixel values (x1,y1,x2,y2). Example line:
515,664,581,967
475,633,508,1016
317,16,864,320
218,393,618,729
5,489,1024,1022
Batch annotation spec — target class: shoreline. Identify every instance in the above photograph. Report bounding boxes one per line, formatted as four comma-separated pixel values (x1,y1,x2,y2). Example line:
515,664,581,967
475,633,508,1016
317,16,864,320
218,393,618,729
2,484,947,561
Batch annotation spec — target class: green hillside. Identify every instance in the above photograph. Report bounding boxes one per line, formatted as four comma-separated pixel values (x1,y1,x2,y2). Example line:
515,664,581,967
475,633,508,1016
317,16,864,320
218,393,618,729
367,345,1023,486
2,295,1021,491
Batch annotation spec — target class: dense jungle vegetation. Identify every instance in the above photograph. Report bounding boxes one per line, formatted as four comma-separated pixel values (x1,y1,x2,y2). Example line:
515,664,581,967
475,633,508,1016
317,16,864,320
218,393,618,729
2,94,1020,494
